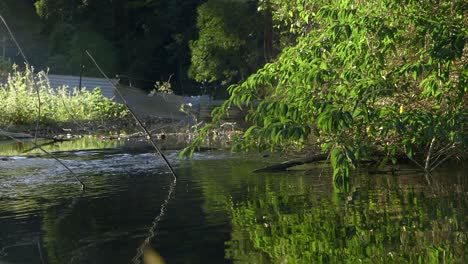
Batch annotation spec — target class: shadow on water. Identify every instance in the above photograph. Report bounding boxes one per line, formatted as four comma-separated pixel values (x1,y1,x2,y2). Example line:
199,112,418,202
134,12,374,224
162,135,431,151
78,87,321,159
0,138,466,263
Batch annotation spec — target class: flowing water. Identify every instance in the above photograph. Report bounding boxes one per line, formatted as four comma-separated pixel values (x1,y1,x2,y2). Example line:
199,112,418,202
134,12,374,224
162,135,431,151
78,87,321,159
0,138,466,263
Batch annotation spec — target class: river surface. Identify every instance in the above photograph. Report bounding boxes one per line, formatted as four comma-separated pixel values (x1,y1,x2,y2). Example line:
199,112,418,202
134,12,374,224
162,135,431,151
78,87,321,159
0,138,466,263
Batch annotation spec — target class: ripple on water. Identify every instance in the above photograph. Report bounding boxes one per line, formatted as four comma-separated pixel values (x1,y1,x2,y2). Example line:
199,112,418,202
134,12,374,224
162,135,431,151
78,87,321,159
1,138,465,264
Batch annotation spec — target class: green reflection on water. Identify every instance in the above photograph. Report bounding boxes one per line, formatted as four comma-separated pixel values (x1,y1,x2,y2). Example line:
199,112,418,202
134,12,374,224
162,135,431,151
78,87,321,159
0,145,465,263
224,172,467,263
0,137,125,156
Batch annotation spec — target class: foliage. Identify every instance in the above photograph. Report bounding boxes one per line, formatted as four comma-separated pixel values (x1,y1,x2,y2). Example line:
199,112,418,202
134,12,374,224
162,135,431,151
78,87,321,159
149,76,174,96
258,0,317,36
34,0,73,23
8,0,281,95
47,23,119,76
0,58,13,78
189,0,265,88
70,27,119,75
30,0,206,94
0,65,128,128
183,0,468,181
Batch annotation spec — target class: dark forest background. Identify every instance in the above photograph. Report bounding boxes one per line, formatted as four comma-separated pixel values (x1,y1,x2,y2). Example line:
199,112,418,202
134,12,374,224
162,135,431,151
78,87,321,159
0,0,287,96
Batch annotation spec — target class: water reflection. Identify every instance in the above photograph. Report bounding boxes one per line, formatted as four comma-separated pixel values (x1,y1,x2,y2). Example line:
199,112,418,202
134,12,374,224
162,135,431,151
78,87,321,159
0,137,124,157
225,169,467,263
0,138,466,263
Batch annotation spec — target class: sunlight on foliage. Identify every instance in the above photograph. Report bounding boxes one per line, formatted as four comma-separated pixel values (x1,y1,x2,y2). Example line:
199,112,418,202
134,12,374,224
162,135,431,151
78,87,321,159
183,0,467,181
0,65,128,128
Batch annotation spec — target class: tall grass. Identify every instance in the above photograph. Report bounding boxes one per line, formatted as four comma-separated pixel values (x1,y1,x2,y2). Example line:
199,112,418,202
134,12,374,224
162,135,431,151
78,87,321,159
0,65,128,129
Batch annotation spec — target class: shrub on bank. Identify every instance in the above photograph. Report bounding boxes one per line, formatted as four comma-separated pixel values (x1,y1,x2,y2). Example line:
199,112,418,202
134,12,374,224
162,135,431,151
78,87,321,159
0,66,128,129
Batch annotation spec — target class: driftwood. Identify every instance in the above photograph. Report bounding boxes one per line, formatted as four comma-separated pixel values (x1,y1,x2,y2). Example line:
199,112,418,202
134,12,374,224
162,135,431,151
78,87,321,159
254,153,328,172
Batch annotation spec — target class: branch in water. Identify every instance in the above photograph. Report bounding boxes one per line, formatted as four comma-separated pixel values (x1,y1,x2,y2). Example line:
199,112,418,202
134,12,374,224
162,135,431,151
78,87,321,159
254,153,328,172
0,130,85,190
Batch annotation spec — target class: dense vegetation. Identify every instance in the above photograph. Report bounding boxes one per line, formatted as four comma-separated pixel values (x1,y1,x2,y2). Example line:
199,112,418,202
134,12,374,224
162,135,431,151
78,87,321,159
32,0,204,94
183,0,467,181
1,0,280,95
0,2,465,263
0,66,128,129
0,0,466,180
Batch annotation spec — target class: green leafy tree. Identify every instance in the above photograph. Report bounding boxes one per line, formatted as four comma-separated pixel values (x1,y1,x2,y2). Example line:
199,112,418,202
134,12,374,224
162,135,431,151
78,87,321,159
32,0,205,94
183,0,467,181
33,0,119,75
34,0,68,24
189,0,266,92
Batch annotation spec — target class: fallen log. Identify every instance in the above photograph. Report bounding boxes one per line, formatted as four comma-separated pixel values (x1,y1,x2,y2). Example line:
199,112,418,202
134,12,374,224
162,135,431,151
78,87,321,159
254,153,328,172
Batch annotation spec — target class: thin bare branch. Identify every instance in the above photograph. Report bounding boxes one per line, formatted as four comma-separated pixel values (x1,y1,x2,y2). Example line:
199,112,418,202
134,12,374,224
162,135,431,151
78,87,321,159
400,147,426,172
85,50,177,179
0,14,42,143
131,175,176,264
430,143,456,168
430,153,455,173
424,137,436,172
85,51,177,260
0,130,85,190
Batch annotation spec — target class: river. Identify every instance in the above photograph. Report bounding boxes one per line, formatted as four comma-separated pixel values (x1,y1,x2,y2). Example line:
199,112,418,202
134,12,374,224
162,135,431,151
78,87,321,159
0,138,466,263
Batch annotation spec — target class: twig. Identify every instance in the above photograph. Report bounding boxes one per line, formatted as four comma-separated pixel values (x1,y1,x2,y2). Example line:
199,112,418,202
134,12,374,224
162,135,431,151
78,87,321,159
0,130,85,190
254,153,328,172
85,51,177,179
131,176,176,264
0,14,42,143
430,143,456,168
399,147,426,172
22,139,57,153
424,137,436,172
36,238,45,264
58,91,86,130
42,71,86,130
430,153,455,172
85,51,177,260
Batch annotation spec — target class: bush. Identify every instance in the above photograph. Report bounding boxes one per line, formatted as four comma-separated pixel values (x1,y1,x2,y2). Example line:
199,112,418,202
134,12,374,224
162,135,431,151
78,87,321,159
0,65,128,128
183,0,467,181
